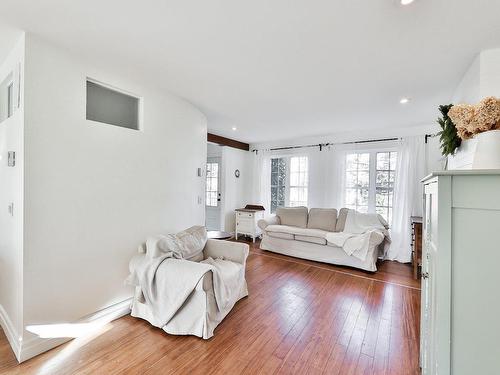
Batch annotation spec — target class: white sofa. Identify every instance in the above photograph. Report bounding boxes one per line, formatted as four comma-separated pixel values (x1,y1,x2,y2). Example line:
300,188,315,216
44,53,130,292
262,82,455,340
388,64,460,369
129,239,249,339
258,207,386,272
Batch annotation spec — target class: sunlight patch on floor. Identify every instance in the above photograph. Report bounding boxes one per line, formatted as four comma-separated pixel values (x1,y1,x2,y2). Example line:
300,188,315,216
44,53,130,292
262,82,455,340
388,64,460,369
27,317,113,339
26,320,114,375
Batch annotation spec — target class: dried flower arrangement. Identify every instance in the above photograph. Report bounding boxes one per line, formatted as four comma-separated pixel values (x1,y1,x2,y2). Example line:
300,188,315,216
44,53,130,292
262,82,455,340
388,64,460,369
448,96,500,140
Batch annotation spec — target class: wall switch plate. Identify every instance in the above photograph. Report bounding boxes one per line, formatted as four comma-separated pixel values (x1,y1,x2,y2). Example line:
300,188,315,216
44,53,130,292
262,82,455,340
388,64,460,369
7,151,15,167
8,203,14,217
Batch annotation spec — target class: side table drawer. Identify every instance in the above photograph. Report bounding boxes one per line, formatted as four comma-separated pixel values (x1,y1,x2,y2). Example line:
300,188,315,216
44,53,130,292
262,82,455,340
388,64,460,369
237,211,254,219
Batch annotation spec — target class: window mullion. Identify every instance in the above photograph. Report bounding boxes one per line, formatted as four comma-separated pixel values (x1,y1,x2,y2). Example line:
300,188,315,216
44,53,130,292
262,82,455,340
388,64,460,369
285,156,291,206
369,151,376,213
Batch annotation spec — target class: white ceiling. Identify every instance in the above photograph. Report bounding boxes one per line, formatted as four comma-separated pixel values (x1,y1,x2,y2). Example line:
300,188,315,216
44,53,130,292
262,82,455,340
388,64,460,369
1,0,499,143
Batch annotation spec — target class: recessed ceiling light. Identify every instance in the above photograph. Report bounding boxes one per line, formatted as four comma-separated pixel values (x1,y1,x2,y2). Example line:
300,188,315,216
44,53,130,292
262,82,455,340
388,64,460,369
401,0,415,5
400,97,410,104
232,126,237,131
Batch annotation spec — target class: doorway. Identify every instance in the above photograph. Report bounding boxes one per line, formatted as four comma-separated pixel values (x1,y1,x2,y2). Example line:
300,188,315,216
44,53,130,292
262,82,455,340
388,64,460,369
205,143,223,230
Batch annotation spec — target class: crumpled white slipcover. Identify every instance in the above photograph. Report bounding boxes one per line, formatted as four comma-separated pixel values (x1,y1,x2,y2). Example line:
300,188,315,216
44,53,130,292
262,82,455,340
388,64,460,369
128,238,249,339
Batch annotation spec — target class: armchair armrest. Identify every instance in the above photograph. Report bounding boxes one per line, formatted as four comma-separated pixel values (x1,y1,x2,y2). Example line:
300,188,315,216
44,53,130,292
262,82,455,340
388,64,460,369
126,253,146,287
257,215,280,231
203,239,249,265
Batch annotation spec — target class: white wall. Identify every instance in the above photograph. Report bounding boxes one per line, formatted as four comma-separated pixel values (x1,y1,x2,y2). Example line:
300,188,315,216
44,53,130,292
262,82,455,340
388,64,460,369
452,55,481,104
480,49,500,98
207,142,222,158
425,135,445,173
448,48,500,169
0,33,24,359
220,146,252,232
20,34,207,359
206,142,252,232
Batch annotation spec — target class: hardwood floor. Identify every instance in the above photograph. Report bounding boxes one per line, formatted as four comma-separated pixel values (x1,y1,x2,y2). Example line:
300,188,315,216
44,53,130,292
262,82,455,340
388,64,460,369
0,240,420,375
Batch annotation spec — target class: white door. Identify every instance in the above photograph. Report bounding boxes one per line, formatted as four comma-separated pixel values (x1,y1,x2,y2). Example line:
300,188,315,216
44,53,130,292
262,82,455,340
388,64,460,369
205,157,221,231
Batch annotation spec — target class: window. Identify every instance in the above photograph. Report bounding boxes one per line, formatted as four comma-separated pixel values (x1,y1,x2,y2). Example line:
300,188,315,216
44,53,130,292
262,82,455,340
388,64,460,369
345,153,370,213
345,151,397,223
86,79,140,130
375,151,397,223
289,156,308,207
270,158,286,214
7,82,13,118
0,73,14,124
270,156,309,213
206,162,219,207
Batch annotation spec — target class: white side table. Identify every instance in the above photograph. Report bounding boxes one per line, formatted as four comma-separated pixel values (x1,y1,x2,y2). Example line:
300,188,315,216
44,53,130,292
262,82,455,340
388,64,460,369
235,208,265,243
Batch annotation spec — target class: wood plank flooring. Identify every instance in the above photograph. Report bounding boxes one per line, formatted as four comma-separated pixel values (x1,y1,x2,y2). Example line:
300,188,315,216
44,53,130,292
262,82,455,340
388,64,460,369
0,240,421,375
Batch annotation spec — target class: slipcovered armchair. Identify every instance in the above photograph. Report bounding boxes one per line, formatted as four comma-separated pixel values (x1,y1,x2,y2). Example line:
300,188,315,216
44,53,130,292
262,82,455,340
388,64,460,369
128,239,249,339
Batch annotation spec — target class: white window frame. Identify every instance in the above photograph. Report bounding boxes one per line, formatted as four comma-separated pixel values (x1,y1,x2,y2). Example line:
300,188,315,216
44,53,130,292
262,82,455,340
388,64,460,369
374,150,397,223
0,73,14,124
86,77,143,131
7,81,14,118
270,155,309,213
205,161,220,207
344,147,397,223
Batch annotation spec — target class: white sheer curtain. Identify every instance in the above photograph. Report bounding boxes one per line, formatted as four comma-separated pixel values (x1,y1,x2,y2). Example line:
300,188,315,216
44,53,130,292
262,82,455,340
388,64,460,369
251,149,272,212
386,136,426,263
320,145,347,209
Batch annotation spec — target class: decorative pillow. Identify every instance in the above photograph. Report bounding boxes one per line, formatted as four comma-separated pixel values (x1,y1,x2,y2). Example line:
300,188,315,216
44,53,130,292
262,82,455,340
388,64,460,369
276,206,308,228
377,214,390,229
336,208,349,232
146,226,207,260
307,208,337,232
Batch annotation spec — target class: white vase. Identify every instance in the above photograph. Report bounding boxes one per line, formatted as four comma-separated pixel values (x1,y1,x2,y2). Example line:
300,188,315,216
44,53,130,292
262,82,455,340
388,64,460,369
472,129,500,169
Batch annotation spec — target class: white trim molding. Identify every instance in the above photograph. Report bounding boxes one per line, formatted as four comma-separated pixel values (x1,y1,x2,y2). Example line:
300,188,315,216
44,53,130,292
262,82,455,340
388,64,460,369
0,304,22,361
3,298,132,363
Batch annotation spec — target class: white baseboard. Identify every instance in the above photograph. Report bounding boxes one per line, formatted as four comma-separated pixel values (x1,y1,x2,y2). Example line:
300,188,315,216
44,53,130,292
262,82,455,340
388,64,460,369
0,303,22,360
16,298,132,363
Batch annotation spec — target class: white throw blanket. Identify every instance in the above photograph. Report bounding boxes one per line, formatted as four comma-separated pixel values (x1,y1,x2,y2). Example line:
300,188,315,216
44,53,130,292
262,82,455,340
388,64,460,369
201,257,244,311
325,210,386,261
134,255,213,328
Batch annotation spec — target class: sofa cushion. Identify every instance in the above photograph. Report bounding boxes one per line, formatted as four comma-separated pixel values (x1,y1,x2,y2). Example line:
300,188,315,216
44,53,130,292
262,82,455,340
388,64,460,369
266,225,330,245
335,208,390,232
307,208,337,232
266,224,328,237
336,208,349,232
295,235,327,245
276,206,308,228
267,231,294,240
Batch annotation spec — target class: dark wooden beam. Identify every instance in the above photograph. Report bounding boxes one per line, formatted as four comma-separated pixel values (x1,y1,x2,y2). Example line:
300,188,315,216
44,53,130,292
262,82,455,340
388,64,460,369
207,133,250,151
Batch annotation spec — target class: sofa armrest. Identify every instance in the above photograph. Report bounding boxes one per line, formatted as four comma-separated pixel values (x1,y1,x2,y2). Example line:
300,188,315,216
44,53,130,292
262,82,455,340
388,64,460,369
367,230,385,248
258,215,280,231
203,239,249,265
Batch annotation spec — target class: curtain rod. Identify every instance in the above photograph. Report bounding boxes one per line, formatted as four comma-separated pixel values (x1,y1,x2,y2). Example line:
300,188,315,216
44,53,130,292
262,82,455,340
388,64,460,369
425,133,439,143
252,136,402,153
